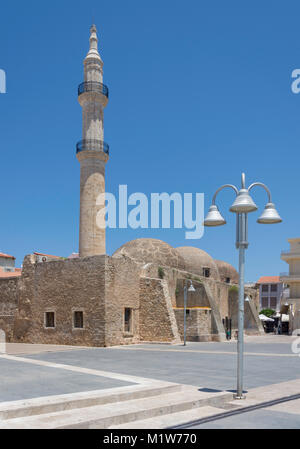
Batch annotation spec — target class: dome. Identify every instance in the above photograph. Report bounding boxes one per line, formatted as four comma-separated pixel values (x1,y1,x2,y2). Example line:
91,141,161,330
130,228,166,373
112,238,185,270
176,246,220,280
214,260,238,284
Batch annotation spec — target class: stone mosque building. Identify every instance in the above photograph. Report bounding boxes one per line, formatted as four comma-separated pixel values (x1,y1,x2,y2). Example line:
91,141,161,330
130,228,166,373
0,26,263,346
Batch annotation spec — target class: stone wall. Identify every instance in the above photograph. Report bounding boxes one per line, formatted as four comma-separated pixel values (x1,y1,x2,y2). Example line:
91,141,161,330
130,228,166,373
14,254,107,346
135,263,229,341
139,277,181,343
0,277,19,341
0,252,262,347
229,287,264,335
104,256,141,346
174,308,212,342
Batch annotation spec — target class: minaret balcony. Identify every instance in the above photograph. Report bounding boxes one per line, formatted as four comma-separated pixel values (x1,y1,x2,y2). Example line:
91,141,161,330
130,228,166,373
78,81,109,98
76,139,109,155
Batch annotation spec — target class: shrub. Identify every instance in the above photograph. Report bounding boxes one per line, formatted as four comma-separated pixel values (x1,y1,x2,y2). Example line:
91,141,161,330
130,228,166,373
158,266,165,279
259,308,276,318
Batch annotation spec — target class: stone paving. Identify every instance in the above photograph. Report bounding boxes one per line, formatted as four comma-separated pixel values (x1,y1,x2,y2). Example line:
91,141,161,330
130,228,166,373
0,335,299,428
189,398,300,429
17,335,299,391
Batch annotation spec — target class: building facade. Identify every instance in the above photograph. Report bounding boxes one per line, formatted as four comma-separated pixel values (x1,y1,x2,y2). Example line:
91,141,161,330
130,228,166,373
280,238,300,333
257,276,284,312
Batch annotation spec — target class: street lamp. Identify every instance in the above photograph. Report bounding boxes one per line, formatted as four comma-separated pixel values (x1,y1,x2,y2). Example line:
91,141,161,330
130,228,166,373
183,280,196,346
204,173,282,399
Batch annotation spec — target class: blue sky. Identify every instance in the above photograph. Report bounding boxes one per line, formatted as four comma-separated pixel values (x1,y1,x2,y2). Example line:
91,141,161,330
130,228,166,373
0,0,299,281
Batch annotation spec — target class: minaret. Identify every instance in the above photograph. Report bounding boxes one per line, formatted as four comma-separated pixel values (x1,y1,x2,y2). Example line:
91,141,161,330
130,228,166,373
76,25,109,257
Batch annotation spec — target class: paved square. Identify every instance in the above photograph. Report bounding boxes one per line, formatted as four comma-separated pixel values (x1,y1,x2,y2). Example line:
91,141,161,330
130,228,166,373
0,335,299,428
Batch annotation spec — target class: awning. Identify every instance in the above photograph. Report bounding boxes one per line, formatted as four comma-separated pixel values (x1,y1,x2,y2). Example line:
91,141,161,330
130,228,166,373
259,314,275,322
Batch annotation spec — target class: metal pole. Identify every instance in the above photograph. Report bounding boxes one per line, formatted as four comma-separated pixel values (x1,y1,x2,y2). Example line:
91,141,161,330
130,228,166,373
183,285,187,346
235,213,247,399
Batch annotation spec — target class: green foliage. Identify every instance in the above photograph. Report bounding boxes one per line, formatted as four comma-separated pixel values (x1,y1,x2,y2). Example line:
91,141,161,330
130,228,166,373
259,308,276,318
158,266,165,279
229,285,239,294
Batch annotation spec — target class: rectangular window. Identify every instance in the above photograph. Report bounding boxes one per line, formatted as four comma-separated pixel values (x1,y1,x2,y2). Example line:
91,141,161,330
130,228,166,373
262,284,269,292
270,284,277,292
226,277,230,284
45,312,55,328
270,297,277,309
73,311,84,329
261,298,269,308
203,268,210,278
124,308,132,333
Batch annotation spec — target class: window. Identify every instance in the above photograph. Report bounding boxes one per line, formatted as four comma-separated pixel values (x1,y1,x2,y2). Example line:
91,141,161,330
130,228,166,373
45,312,55,328
186,309,190,316
270,297,277,309
203,267,210,278
271,284,277,292
73,311,84,329
262,284,268,292
225,277,230,284
124,308,132,333
261,298,268,308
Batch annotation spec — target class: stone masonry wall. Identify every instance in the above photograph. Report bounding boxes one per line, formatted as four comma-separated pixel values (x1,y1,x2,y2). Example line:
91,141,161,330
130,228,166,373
229,287,264,335
104,256,141,346
174,308,212,342
14,254,106,346
0,277,19,341
139,277,181,343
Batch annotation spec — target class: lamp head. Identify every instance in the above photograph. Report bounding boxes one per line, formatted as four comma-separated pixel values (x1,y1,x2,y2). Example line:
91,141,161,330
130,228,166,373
257,202,282,224
204,205,226,227
229,189,258,213
188,281,196,292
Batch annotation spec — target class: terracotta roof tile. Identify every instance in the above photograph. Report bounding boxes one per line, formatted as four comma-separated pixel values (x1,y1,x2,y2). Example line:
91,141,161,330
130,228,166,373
33,252,61,259
0,252,15,259
0,269,21,278
257,276,281,284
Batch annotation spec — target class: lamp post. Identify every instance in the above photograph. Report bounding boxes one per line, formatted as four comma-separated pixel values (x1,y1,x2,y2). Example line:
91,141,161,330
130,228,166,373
204,173,282,399
183,280,196,346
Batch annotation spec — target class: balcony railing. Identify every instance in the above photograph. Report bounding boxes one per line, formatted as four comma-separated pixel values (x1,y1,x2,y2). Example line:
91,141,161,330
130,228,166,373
78,81,109,98
76,139,109,155
280,272,300,279
281,250,300,257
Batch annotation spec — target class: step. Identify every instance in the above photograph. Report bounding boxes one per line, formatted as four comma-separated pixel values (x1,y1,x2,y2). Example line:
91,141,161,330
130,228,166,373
113,405,227,429
0,387,232,429
0,382,182,420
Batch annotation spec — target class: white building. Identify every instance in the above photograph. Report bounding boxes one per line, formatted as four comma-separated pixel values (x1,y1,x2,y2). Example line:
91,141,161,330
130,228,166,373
280,238,300,333
257,276,284,313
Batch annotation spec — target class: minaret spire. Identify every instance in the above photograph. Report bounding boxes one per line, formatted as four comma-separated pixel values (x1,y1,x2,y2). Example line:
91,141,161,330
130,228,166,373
76,25,109,257
85,24,102,61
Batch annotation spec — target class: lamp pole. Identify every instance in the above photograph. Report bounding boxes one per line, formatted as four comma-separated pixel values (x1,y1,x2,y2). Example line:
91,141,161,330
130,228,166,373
183,284,187,346
204,173,282,399
183,280,195,346
236,213,247,398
